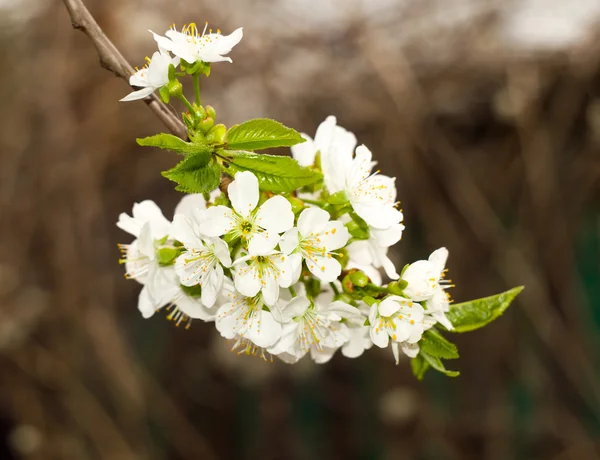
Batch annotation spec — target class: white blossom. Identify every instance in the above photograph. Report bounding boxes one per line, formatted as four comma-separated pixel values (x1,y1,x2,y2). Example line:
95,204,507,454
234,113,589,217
269,294,361,363
199,171,294,255
280,207,349,283
172,211,232,308
369,296,427,363
216,292,282,349
120,49,179,102
152,23,243,64
232,252,296,307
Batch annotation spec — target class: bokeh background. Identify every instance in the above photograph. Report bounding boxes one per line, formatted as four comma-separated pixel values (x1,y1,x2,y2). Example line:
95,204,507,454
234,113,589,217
1,0,600,459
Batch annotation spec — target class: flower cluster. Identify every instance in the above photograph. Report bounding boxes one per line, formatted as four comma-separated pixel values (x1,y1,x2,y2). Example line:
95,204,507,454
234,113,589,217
117,111,456,364
115,21,522,375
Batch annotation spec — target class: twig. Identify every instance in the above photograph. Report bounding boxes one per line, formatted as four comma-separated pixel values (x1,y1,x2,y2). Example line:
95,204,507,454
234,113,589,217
62,0,187,139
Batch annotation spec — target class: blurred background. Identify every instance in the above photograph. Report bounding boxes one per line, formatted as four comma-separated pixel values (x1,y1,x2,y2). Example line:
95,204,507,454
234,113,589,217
1,0,600,459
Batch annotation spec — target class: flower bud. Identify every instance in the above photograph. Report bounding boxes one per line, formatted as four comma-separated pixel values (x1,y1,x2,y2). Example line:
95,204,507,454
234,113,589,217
206,124,227,144
342,274,354,294
198,116,215,134
387,280,408,295
166,79,183,99
206,105,217,120
349,270,369,287
194,104,207,120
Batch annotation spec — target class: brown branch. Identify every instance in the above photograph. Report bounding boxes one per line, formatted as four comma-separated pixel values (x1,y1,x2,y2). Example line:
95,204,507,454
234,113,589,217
62,0,187,139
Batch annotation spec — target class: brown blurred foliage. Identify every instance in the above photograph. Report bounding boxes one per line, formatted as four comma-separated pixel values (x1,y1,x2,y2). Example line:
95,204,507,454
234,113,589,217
1,0,600,459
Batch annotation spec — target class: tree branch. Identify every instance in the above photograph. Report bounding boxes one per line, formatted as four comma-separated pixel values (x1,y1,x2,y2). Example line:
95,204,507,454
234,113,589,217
62,0,187,139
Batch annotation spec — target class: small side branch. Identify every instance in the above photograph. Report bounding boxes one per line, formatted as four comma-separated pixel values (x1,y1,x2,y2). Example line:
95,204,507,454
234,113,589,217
62,0,187,139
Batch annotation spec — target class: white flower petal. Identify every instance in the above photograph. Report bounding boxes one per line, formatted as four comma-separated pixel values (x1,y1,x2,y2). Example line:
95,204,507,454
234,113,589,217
319,221,349,251
229,171,259,218
370,323,389,348
212,237,232,268
171,215,202,249
247,310,281,348
138,286,156,319
280,228,300,255
401,342,420,358
290,134,316,167
297,207,330,236
429,247,449,276
201,265,223,308
120,86,156,102
173,193,207,217
310,346,337,364
255,196,294,234
378,297,401,317
234,265,262,298
247,231,280,256
199,206,235,236
371,223,404,248
306,254,342,283
261,275,279,307
176,295,214,321
352,203,403,230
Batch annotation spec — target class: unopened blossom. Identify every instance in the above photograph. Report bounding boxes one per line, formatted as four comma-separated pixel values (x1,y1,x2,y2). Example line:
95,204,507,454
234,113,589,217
152,23,243,64
281,207,349,283
199,171,294,255
232,252,296,306
369,295,426,363
269,295,361,363
120,49,180,102
172,211,232,308
216,292,282,349
347,222,405,280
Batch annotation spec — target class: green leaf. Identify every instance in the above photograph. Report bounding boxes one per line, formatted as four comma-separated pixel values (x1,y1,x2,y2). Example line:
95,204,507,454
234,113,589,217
137,133,212,157
419,329,459,359
420,351,460,378
221,151,321,193
162,156,221,193
446,286,524,333
410,355,430,381
226,119,306,151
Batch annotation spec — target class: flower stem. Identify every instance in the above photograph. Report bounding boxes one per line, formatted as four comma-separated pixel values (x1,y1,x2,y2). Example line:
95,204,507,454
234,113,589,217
193,73,201,106
176,94,195,115
366,283,388,293
302,198,325,207
288,286,297,297
329,282,340,296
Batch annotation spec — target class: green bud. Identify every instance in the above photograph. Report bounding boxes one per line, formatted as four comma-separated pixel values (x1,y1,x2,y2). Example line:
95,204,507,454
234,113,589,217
206,124,227,144
166,79,183,99
198,116,215,134
189,130,206,144
350,271,369,287
388,280,408,295
342,274,354,295
194,104,207,120
206,105,216,120
182,112,195,130
286,196,305,214
328,190,348,205
156,247,181,266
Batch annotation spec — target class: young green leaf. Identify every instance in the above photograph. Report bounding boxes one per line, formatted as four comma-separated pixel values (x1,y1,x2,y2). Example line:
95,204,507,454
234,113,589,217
137,133,212,157
445,286,524,333
420,351,460,378
162,155,220,193
410,354,430,381
221,151,322,193
226,119,306,151
419,329,459,359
